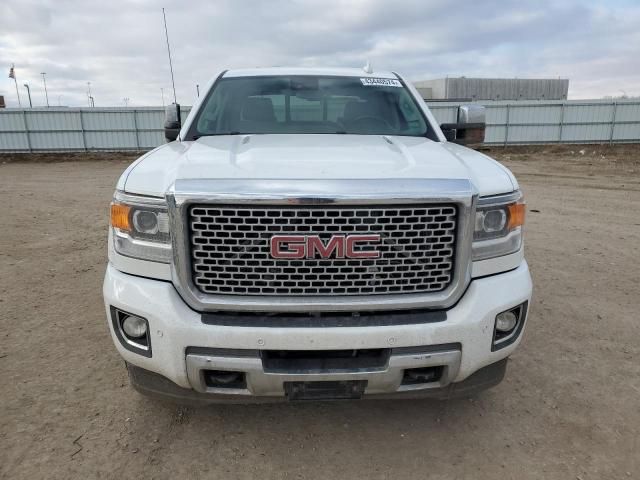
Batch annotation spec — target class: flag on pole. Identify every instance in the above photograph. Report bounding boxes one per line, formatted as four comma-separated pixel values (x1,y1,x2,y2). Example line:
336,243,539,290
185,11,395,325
9,65,15,79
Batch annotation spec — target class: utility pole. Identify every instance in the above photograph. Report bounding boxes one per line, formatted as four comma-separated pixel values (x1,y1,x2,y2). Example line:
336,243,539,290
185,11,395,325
162,8,178,104
23,83,33,108
41,72,49,107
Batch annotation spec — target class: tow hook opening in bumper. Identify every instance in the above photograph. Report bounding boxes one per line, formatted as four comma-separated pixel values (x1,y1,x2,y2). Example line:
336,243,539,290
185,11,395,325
402,366,444,385
203,370,247,389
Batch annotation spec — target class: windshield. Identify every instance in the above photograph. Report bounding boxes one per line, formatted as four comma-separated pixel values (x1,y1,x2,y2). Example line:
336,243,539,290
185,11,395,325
190,75,428,137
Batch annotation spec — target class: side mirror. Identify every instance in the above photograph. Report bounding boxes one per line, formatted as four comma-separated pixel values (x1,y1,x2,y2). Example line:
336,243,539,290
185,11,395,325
440,105,486,146
164,103,181,142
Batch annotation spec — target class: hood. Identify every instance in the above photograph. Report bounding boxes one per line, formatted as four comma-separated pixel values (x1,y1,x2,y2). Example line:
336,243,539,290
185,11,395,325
123,134,516,197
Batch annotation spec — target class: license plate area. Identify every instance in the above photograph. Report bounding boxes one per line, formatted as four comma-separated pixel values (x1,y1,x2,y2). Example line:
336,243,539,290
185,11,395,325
284,380,368,401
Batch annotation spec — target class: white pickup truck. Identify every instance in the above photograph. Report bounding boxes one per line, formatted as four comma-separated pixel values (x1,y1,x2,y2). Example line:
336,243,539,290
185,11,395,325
104,67,532,403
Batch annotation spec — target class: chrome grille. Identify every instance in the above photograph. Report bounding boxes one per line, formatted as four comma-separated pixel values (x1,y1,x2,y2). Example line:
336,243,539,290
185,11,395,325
189,204,457,296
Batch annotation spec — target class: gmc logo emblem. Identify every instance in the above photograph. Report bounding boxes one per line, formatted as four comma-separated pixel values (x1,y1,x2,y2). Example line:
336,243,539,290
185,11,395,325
270,234,381,259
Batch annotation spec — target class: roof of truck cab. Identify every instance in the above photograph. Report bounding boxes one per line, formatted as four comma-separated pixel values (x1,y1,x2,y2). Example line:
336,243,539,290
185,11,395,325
222,67,399,79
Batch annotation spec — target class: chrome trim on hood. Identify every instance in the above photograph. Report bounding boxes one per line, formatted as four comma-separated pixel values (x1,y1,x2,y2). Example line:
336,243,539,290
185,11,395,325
170,178,474,205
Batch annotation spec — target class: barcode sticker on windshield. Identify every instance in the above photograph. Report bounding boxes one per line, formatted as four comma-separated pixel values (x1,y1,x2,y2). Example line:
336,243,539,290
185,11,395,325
360,78,402,87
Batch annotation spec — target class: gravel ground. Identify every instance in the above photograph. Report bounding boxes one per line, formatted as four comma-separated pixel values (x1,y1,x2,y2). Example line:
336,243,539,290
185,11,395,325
1,145,639,479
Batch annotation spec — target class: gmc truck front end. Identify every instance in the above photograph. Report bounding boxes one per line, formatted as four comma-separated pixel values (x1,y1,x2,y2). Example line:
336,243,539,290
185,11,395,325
103,68,532,403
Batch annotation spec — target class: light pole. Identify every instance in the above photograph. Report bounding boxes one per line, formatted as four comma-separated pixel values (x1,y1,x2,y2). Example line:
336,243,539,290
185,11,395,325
87,82,92,107
196,84,200,97
40,72,49,107
9,64,21,107
23,84,33,108
161,87,165,107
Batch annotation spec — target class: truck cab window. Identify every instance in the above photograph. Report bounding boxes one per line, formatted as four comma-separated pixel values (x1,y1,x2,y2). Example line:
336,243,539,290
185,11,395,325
192,75,428,137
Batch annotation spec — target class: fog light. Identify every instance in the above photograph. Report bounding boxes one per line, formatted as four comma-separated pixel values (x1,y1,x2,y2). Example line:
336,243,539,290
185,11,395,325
492,302,528,352
110,307,151,357
122,315,147,338
495,310,518,332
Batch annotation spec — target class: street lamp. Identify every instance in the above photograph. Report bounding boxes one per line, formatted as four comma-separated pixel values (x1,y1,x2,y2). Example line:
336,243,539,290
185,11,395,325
23,84,33,108
87,82,92,107
40,72,49,107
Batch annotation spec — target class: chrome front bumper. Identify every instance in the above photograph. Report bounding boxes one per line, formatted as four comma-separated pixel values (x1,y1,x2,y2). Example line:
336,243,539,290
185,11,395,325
185,345,462,397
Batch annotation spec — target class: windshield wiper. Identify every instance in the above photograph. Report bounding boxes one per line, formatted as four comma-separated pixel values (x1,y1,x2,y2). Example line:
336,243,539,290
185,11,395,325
193,131,242,139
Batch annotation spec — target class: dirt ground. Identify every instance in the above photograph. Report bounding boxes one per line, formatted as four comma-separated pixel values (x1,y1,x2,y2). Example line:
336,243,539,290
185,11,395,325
1,144,639,479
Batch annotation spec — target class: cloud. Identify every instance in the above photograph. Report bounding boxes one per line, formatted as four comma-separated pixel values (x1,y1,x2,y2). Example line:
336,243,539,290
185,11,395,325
1,0,639,107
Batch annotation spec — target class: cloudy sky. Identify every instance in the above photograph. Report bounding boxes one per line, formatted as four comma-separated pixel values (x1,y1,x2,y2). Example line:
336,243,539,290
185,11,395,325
1,0,638,107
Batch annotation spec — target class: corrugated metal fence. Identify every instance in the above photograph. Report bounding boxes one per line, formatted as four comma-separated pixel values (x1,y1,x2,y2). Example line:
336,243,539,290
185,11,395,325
0,106,191,152
0,100,638,152
428,99,640,145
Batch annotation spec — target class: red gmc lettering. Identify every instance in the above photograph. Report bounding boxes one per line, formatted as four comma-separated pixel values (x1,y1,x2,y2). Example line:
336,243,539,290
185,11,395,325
270,235,306,259
307,235,345,258
346,235,382,259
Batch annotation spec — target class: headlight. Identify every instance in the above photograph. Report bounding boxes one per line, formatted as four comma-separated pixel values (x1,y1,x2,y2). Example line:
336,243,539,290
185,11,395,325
472,191,525,261
110,191,171,263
